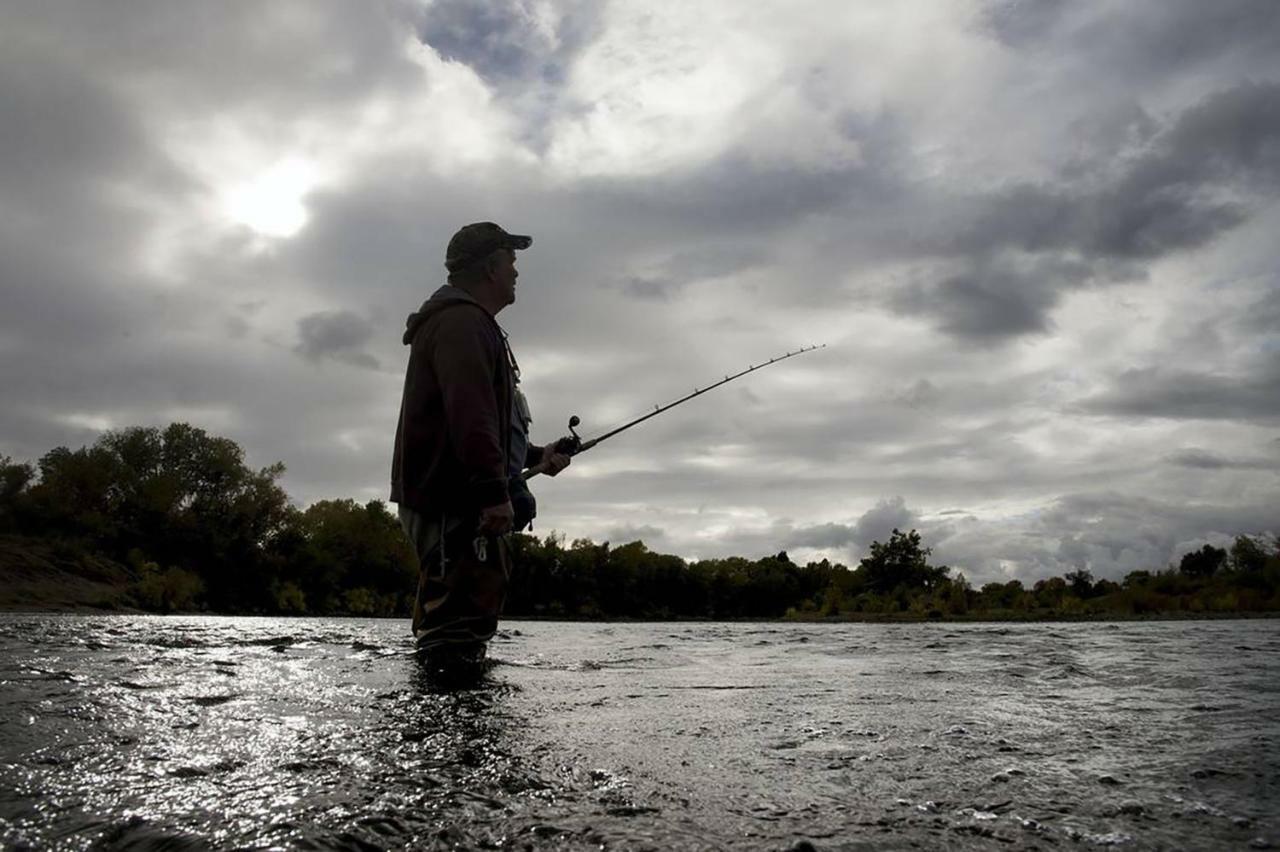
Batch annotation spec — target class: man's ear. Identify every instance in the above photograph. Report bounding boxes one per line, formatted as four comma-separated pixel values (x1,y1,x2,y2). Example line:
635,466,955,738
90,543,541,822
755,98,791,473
482,251,501,282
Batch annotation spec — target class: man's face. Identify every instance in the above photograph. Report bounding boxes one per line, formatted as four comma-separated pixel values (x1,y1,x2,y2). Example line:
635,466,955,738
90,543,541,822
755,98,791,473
491,248,518,307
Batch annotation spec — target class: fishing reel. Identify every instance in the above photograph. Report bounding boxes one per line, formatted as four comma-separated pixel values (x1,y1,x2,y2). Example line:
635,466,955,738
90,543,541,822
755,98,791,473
553,415,583,456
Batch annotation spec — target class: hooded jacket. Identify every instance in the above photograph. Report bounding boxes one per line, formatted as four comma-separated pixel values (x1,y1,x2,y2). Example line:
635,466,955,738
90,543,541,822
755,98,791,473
391,285,524,516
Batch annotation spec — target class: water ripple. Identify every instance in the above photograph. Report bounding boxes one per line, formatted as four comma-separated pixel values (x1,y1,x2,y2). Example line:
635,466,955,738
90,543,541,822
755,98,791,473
0,616,1276,850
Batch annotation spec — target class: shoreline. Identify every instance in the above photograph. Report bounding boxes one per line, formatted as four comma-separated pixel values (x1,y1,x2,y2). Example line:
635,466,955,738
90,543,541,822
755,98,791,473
2,606,1277,624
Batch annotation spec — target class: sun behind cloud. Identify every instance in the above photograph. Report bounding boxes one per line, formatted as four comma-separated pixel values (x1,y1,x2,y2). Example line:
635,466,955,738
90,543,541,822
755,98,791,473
222,157,317,237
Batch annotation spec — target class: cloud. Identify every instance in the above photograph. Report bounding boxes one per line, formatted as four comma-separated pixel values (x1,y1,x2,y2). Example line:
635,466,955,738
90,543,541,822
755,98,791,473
1037,82,1279,258
851,497,919,549
783,522,860,551
602,523,669,547
295,311,380,369
982,0,1280,79
981,0,1068,47
621,277,683,303
417,0,601,88
893,258,1067,341
928,491,1278,584
1077,360,1280,422
889,82,1280,342
1165,448,1280,470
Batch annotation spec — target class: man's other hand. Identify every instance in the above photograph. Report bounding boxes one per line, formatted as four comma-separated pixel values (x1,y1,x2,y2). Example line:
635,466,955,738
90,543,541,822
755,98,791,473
542,450,572,477
479,500,514,534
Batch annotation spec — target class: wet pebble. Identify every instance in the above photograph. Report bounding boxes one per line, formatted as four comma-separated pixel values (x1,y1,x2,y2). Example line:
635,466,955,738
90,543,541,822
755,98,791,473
1091,831,1135,845
1100,798,1152,818
1188,801,1226,818
1064,827,1134,846
1192,767,1228,779
529,823,570,838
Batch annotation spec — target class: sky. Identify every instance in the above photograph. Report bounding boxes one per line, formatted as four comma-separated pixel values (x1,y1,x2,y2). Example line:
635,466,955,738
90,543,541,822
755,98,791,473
2,0,1278,585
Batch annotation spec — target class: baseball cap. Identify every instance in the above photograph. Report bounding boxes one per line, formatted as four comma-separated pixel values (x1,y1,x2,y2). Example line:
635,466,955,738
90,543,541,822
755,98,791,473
445,222,532,273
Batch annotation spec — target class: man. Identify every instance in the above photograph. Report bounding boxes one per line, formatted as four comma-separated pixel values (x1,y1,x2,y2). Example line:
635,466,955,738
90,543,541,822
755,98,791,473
391,222,570,679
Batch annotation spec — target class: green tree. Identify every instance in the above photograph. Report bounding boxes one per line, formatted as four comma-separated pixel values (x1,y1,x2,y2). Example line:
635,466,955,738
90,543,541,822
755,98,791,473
1033,576,1067,609
1065,568,1094,598
0,455,35,532
859,528,949,592
1179,544,1226,577
297,499,416,614
1229,535,1269,573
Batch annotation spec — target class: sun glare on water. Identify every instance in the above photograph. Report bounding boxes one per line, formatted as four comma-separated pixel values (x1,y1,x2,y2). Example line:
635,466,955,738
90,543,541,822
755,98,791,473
223,159,316,238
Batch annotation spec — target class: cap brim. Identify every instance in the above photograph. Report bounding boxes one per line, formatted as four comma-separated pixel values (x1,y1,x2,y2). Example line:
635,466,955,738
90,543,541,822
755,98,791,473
506,234,532,250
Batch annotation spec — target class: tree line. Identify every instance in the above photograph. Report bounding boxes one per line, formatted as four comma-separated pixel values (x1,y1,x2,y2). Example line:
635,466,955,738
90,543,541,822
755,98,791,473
1,424,1276,619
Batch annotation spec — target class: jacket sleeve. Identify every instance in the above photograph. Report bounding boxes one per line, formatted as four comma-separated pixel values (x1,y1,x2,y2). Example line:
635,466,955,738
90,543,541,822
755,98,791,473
430,309,509,510
524,444,545,469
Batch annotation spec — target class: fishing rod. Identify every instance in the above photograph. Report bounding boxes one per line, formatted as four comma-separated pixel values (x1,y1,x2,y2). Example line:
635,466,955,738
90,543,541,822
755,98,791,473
524,343,826,479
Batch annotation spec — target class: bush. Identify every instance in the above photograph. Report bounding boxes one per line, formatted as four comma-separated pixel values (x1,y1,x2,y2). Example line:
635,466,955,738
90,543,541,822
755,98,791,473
133,565,204,612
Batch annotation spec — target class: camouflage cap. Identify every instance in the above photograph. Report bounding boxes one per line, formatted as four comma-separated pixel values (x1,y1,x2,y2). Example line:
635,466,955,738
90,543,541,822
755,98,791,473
445,222,532,273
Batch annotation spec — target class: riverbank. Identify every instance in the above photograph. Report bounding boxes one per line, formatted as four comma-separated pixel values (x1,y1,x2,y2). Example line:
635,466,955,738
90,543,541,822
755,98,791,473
0,536,136,612
4,532,1277,622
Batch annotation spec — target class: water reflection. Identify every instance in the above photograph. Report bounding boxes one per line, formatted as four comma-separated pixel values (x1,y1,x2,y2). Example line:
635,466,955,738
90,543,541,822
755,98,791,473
2,615,1277,850
0,616,554,850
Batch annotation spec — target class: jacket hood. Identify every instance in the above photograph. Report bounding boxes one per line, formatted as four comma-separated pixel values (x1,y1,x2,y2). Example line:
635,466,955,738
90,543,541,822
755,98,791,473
402,284,483,345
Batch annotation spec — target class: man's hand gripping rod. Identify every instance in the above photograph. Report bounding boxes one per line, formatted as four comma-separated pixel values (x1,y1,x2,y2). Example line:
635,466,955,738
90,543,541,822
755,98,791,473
523,344,826,480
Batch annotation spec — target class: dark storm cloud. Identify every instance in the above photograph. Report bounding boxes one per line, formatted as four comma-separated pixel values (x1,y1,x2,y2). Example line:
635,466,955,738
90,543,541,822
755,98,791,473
417,0,601,86
957,179,1244,262
580,154,870,239
1239,287,1280,334
1164,82,1280,184
954,83,1280,260
1164,448,1280,470
1074,1,1280,80
894,380,942,409
782,522,859,551
616,244,770,302
1077,359,1280,422
0,41,153,207
295,311,380,369
3,2,427,116
980,0,1069,47
982,0,1280,74
603,524,668,547
621,277,683,302
899,82,1280,342
895,261,1064,340
851,497,918,548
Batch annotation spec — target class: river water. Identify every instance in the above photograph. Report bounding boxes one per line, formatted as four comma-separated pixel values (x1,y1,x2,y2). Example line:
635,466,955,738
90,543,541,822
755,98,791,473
0,615,1276,851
